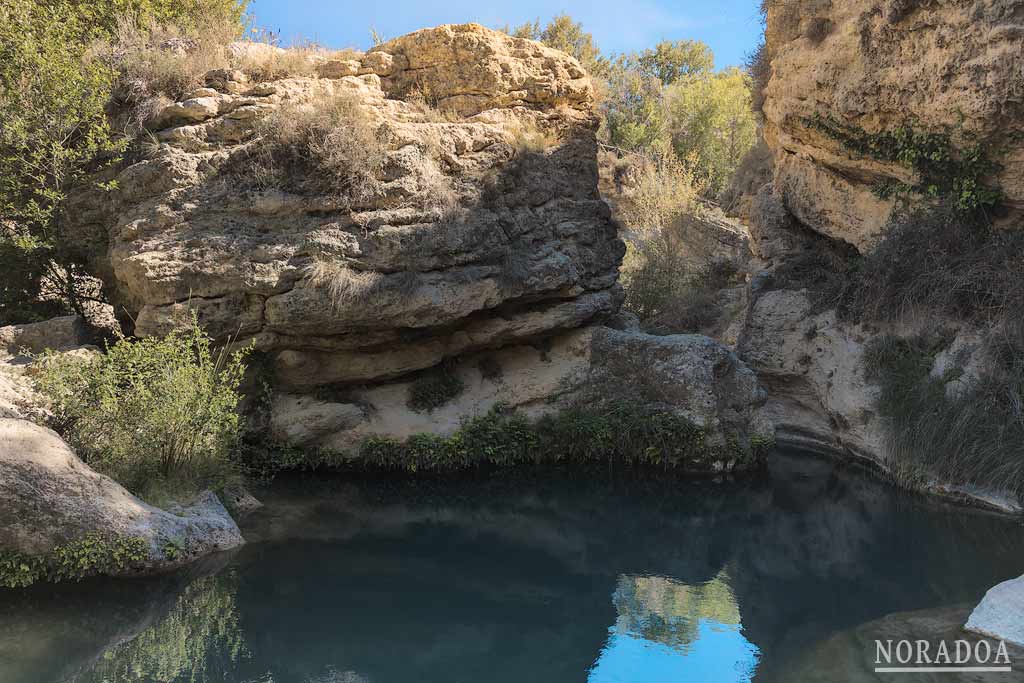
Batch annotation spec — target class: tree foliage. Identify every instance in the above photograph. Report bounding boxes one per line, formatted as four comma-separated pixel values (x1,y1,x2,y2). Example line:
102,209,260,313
0,0,248,324
664,67,757,195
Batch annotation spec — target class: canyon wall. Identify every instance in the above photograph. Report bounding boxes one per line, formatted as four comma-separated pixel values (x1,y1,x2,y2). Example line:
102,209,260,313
760,0,1024,250
737,0,1024,510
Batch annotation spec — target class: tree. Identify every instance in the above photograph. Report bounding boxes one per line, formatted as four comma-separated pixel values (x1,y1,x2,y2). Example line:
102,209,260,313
637,40,714,85
0,0,249,324
663,67,757,196
601,55,667,152
506,14,604,74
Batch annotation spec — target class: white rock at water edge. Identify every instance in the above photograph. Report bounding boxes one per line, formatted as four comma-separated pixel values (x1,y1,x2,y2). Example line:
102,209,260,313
965,574,1024,647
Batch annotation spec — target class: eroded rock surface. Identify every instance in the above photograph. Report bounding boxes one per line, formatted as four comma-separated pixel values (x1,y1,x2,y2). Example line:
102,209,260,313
269,324,773,465
760,0,1024,250
74,23,623,387
0,318,243,582
0,419,242,572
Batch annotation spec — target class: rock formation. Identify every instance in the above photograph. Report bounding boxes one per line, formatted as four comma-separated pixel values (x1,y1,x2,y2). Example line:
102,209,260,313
75,23,623,388
733,0,1024,510
0,317,243,583
65,23,772,457
760,0,1024,250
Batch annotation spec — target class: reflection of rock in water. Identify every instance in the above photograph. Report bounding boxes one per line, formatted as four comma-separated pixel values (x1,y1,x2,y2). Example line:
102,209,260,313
612,571,740,650
80,571,247,683
308,668,371,683
780,606,1024,683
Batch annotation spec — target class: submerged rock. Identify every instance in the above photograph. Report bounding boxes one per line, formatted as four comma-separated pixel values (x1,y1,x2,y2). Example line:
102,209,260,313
966,575,1024,647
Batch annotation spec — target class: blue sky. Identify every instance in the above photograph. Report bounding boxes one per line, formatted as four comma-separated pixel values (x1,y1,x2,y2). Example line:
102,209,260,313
247,0,765,68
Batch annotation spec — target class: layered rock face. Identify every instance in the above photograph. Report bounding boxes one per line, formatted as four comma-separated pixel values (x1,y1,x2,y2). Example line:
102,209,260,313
737,1,1024,509
81,23,623,388
761,0,1024,250
63,23,773,456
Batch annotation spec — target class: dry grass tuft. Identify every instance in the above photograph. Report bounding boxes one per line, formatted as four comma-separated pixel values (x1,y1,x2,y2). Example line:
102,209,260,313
305,259,419,310
504,118,562,155
244,91,386,200
616,155,743,334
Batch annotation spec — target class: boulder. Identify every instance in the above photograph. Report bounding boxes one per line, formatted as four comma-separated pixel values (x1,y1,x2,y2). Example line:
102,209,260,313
71,24,623,389
966,575,1024,647
0,418,243,579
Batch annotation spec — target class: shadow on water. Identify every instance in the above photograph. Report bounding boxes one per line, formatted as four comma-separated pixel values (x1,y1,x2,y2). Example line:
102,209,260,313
2,449,1024,683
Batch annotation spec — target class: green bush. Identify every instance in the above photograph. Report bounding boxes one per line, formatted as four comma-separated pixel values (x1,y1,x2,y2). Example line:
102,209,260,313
34,317,251,502
837,207,1024,324
0,533,148,589
238,91,385,201
864,333,1024,499
407,361,465,413
358,402,752,473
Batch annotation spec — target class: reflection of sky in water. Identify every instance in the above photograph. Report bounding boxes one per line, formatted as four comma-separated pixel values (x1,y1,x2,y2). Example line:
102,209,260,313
589,573,759,682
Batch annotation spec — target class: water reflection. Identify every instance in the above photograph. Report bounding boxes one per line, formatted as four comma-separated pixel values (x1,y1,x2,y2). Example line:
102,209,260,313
81,572,247,683
1,451,1023,683
590,572,759,682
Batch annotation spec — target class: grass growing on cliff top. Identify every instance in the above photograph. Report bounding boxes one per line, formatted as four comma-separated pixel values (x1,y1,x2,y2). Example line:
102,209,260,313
33,316,251,503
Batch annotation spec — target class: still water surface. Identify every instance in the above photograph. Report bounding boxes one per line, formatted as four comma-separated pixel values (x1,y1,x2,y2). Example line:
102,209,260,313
2,451,1024,683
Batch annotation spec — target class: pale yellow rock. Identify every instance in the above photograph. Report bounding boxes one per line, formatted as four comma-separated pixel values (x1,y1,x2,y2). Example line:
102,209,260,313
760,0,1024,250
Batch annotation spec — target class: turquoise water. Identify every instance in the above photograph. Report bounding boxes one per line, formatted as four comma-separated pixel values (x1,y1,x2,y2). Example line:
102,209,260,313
2,451,1024,682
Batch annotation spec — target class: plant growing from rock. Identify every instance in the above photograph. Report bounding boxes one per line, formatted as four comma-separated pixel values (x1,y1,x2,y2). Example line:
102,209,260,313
33,315,251,502
244,91,386,202
407,361,465,413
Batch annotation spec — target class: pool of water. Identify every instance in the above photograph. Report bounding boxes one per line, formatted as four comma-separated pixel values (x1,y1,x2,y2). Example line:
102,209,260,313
2,450,1024,683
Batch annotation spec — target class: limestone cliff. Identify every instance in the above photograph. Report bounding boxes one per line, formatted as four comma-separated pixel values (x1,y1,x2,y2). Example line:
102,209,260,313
738,0,1024,510
64,24,772,457
760,0,1024,250
76,23,623,388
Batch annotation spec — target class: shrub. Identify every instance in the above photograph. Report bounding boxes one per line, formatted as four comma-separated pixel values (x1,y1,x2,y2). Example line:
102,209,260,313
663,67,758,196
616,156,742,333
34,316,251,502
407,361,465,412
744,42,770,116
805,17,833,44
864,332,1024,499
304,259,418,310
838,207,1024,323
1,533,148,589
358,402,749,473
242,91,386,201
504,118,562,155
98,15,243,131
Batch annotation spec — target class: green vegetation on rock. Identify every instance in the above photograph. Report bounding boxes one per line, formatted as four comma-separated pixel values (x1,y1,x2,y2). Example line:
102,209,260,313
0,533,148,589
406,361,466,413
863,332,1024,499
0,0,249,325
804,114,1003,214
360,402,762,473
